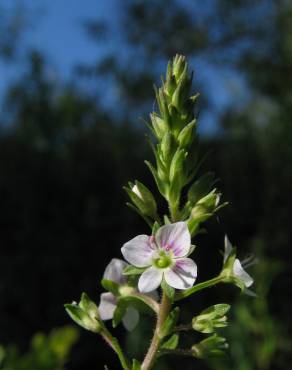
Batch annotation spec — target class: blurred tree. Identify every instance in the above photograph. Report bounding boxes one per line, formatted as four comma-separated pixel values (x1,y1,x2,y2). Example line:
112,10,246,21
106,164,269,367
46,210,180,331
0,3,27,60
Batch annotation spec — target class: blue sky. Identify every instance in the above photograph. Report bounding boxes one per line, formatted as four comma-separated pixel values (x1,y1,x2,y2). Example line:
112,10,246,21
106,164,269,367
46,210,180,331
0,0,248,134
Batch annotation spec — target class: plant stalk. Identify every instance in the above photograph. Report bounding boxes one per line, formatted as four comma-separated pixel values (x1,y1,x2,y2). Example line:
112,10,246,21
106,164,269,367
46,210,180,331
142,292,172,370
101,326,131,370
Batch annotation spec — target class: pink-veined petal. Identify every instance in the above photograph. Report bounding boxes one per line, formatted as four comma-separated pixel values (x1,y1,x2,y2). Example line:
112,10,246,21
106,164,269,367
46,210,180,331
233,259,254,288
121,235,155,267
138,266,163,293
103,258,128,284
98,292,117,320
156,222,191,257
122,306,139,331
224,235,233,263
164,258,197,290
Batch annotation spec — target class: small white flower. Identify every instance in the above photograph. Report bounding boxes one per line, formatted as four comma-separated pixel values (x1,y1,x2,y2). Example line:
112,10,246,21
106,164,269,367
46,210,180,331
121,222,197,293
98,258,139,331
224,236,254,288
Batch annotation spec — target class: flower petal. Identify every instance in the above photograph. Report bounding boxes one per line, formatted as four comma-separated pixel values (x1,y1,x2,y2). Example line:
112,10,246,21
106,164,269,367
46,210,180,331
122,306,139,331
121,235,155,267
156,222,191,257
138,266,163,293
224,235,233,263
103,258,128,284
98,292,117,320
233,259,254,288
164,258,197,290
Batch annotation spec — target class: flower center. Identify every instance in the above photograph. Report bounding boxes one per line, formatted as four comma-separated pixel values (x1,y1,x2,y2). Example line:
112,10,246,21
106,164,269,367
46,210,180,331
153,251,172,269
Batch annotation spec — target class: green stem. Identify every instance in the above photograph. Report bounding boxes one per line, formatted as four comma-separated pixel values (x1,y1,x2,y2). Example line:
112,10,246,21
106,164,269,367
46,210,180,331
142,292,172,370
160,348,194,357
169,202,180,222
174,324,193,332
101,326,131,370
175,275,224,301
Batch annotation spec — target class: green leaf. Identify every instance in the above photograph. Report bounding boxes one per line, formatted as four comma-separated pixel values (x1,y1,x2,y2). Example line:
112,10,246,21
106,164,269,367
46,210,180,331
161,279,175,301
113,302,127,328
126,202,153,228
123,265,146,276
104,366,109,370
144,160,167,197
163,215,171,224
159,307,180,338
200,304,230,318
101,279,120,295
132,359,141,370
177,119,196,149
152,221,160,235
161,333,179,350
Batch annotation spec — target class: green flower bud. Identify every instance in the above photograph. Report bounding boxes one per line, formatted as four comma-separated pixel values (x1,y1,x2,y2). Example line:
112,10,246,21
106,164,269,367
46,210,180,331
172,54,187,82
177,119,196,149
171,74,191,111
190,189,221,220
188,189,224,236
125,181,157,218
160,132,175,165
169,149,186,183
65,293,101,333
192,334,228,359
150,113,168,139
192,304,230,333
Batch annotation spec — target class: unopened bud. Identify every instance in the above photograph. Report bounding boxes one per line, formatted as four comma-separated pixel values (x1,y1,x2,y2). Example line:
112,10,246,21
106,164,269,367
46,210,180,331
65,293,101,333
192,334,228,359
192,304,230,333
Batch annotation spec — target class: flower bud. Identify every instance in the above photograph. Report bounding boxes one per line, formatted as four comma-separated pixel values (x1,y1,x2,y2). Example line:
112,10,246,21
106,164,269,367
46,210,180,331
172,54,187,82
192,334,228,359
190,188,220,219
150,113,168,139
169,149,186,183
65,293,101,333
160,132,175,165
126,181,157,219
192,304,230,333
177,119,196,149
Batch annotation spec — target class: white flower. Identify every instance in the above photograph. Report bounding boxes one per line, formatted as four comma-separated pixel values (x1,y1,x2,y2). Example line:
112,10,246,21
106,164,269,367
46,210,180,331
224,236,254,288
121,222,197,293
132,184,142,198
98,258,139,331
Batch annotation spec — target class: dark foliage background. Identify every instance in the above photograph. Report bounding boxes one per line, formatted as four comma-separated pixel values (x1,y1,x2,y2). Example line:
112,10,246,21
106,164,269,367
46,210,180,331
0,1,291,369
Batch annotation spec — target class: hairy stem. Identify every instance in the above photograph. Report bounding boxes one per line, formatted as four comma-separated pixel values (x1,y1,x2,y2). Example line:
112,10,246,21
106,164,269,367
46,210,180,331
142,292,172,370
174,324,193,332
160,348,194,357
